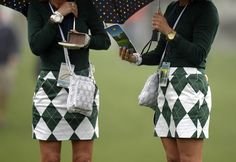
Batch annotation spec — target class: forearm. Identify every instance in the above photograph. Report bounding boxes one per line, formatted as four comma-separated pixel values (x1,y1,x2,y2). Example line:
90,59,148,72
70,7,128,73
141,50,162,66
28,21,58,55
168,3,219,66
141,34,166,66
85,0,111,50
169,18,219,66
169,34,207,66
89,33,111,50
28,1,58,55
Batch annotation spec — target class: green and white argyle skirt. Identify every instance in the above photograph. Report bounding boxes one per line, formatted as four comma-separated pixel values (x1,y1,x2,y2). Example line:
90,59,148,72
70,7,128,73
32,69,99,141
154,67,212,139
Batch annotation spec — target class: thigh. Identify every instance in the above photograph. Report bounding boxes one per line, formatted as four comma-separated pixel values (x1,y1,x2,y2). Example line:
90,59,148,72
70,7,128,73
39,141,62,161
72,140,94,161
161,137,180,161
177,138,203,162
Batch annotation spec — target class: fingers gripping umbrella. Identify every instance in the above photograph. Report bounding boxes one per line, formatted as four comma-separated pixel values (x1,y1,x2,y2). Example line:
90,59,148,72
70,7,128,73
92,0,154,24
0,0,28,17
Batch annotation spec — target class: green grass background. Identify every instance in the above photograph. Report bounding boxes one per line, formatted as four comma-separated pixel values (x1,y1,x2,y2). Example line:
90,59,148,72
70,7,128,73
0,44,235,162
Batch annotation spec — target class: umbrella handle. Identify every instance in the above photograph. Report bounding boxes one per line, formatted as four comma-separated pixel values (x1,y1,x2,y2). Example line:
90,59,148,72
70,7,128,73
151,30,159,41
152,0,161,41
73,17,76,30
157,0,161,11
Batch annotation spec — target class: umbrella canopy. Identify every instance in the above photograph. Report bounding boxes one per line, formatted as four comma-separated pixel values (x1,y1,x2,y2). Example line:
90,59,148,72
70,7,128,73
92,0,154,24
1,0,155,22
0,0,28,17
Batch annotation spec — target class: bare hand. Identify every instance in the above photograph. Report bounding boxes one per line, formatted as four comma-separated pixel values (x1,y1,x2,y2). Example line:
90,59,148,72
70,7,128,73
57,2,78,17
152,10,172,35
119,47,137,63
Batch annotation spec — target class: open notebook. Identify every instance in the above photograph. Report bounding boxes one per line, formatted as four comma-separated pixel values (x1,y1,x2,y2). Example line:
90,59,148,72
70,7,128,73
105,24,137,53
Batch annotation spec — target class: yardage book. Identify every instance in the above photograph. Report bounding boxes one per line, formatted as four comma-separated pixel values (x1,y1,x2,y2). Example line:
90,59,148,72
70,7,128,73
105,24,137,53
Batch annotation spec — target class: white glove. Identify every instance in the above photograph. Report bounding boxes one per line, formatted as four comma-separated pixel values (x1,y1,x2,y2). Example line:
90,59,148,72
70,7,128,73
84,33,91,48
133,53,142,65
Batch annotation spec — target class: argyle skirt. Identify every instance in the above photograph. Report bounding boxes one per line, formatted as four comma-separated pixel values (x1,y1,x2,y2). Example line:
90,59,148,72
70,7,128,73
154,67,212,139
32,69,99,141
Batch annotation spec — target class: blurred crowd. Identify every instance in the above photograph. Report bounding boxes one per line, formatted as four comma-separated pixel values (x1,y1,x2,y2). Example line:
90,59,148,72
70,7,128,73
0,9,20,128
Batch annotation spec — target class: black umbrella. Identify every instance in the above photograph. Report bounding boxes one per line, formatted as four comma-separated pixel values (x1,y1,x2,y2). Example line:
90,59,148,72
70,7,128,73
0,0,28,17
0,0,157,23
92,0,154,24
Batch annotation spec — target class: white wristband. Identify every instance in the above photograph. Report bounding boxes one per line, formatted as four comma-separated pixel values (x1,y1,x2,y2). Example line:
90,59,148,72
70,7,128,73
50,11,64,23
84,34,91,48
133,53,142,65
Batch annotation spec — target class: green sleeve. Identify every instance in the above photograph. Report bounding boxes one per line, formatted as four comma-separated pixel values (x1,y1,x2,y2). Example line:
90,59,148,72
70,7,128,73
85,0,111,50
27,1,58,55
141,33,167,65
169,3,219,66
141,2,175,66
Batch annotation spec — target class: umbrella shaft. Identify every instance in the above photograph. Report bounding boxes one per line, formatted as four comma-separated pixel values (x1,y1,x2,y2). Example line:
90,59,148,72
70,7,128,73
157,0,161,11
73,17,76,30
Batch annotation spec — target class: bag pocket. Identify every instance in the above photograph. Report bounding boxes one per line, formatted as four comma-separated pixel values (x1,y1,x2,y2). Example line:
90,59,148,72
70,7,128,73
67,74,96,117
138,72,159,110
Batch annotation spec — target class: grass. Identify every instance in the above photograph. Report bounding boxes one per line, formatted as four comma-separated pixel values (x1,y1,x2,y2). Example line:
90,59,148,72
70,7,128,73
0,45,235,162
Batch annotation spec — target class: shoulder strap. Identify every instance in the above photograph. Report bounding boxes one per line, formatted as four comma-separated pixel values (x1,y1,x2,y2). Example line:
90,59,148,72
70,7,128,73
49,2,74,75
158,4,188,70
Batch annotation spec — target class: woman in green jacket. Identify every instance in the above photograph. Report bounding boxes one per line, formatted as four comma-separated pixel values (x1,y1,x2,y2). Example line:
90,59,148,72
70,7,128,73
28,0,110,162
120,0,219,161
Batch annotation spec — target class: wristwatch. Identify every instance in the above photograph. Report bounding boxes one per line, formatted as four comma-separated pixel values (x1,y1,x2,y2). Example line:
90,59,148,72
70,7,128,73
50,11,64,24
167,30,177,41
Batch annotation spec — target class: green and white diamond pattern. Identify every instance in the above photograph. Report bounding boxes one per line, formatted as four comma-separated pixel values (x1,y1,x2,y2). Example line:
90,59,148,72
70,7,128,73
32,71,99,141
154,67,211,139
